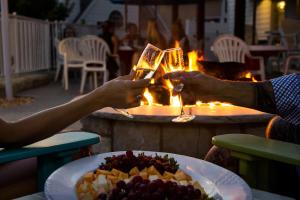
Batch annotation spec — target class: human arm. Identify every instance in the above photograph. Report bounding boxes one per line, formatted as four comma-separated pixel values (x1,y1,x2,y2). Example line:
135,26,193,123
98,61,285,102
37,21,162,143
165,72,300,126
164,71,261,109
0,76,149,148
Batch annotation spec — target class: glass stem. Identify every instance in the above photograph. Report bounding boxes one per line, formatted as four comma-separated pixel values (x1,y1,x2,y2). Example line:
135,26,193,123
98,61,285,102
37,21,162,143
179,94,185,116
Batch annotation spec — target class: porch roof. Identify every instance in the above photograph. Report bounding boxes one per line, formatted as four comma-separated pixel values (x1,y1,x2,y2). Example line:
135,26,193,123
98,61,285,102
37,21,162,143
110,0,200,5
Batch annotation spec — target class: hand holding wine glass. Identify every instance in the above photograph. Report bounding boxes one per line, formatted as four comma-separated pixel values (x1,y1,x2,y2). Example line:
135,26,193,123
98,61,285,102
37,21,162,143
114,43,165,118
163,48,195,123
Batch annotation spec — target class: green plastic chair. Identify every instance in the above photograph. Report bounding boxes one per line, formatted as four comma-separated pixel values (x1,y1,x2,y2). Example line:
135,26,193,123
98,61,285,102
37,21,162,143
0,131,100,191
212,134,300,190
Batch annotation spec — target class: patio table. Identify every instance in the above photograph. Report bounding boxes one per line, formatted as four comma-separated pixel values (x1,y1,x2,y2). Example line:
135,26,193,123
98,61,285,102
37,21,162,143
249,45,288,72
0,131,100,191
249,45,288,57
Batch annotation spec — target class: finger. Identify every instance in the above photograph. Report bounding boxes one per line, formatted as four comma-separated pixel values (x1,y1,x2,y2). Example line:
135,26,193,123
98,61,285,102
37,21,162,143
129,69,136,76
116,74,134,80
128,79,150,89
130,88,146,97
163,71,186,80
164,71,200,80
128,102,140,108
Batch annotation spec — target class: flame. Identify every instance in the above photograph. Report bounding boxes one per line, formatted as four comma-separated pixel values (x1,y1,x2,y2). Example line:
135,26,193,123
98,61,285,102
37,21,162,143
140,43,236,108
170,94,181,107
245,72,258,82
150,78,155,84
142,88,154,106
188,51,198,71
175,40,180,48
252,76,258,82
245,72,251,79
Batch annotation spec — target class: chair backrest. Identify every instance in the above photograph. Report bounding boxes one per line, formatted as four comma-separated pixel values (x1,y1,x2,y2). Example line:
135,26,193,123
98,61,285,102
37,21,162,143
58,37,83,61
211,34,250,63
80,36,111,64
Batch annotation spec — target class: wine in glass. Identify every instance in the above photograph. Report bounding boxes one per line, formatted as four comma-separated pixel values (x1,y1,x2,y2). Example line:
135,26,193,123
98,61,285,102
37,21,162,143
163,48,195,123
133,43,165,80
114,43,165,118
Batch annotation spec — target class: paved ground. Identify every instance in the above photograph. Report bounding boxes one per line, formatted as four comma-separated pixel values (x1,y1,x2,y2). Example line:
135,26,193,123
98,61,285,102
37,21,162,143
0,81,83,131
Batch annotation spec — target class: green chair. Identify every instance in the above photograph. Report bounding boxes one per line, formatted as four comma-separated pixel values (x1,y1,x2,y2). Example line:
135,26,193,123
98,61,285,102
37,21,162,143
0,131,100,191
212,134,300,190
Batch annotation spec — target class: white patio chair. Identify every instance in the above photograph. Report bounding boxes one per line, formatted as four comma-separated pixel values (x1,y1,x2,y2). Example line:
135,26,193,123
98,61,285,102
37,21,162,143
79,36,110,94
211,34,266,80
59,37,85,90
283,55,300,74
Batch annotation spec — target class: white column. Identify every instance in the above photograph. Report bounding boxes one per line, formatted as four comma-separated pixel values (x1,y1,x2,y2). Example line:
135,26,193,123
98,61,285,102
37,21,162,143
1,0,13,99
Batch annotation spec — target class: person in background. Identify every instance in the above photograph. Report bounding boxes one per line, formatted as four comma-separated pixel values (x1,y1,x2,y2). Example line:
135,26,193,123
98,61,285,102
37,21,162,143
63,25,76,38
146,19,167,50
99,21,120,80
165,72,300,198
169,19,190,53
0,75,149,148
131,19,167,67
121,23,143,48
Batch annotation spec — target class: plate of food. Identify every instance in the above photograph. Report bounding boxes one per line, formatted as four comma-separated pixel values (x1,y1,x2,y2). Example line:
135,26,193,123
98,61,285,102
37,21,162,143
45,151,251,200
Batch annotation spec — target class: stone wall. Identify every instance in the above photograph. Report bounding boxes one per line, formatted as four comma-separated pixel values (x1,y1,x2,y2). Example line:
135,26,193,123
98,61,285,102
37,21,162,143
81,114,270,159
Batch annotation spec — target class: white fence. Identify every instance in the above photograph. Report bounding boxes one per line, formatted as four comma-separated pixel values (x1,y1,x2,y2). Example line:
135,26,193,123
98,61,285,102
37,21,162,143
0,14,100,76
0,14,51,76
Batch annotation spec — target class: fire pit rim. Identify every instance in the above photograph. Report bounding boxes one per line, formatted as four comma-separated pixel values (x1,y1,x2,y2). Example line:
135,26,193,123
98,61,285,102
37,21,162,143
92,107,274,124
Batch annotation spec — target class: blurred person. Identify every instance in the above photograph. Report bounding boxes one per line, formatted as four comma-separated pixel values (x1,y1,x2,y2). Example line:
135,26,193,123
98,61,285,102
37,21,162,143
131,19,167,66
99,21,120,80
121,23,143,48
146,19,167,50
0,75,149,148
165,72,300,198
63,25,76,38
169,19,190,53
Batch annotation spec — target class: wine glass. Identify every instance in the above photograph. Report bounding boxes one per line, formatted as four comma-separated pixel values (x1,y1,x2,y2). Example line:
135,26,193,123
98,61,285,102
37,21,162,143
163,48,195,123
133,43,165,80
114,43,165,118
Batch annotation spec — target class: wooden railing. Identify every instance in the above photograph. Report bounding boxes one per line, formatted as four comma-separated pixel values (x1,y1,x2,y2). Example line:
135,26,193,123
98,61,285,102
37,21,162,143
0,13,51,76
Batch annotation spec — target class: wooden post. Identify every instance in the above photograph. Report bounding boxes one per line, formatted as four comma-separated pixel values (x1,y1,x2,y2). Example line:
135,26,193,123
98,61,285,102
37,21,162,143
234,0,246,39
124,0,128,30
252,0,257,44
172,5,179,22
1,0,13,100
13,12,20,74
196,0,205,50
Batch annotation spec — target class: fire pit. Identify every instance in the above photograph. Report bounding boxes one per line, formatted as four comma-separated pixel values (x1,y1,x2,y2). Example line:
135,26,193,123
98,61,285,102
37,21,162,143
82,44,273,158
81,104,273,158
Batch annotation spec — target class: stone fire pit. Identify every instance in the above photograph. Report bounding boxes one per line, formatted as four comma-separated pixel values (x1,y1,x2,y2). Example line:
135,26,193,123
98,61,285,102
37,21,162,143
81,105,274,158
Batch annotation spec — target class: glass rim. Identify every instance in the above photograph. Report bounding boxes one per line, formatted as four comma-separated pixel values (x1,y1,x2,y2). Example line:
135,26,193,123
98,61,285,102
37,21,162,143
164,47,182,52
145,43,163,52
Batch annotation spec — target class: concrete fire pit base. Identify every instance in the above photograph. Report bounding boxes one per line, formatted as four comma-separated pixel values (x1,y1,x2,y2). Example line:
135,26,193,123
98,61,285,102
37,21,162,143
81,105,274,158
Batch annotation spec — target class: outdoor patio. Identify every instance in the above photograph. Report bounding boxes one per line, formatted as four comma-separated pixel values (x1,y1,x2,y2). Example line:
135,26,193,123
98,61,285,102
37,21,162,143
0,0,300,200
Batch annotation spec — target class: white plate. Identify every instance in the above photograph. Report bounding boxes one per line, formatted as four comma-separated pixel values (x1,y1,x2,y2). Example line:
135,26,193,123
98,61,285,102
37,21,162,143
45,151,252,200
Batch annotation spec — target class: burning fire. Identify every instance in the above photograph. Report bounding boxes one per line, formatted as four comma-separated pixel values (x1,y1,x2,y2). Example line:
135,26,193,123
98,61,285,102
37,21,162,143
139,41,255,108
141,88,153,106
245,72,258,82
188,51,198,71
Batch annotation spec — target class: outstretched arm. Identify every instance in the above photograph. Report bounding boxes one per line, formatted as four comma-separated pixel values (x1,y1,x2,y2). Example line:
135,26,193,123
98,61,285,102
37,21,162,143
0,76,149,148
165,72,300,126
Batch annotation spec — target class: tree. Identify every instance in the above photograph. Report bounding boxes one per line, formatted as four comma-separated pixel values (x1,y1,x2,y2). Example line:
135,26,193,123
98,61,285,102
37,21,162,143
9,0,73,20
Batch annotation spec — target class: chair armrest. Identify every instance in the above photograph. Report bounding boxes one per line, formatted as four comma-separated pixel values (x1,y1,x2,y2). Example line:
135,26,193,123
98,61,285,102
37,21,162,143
212,134,300,166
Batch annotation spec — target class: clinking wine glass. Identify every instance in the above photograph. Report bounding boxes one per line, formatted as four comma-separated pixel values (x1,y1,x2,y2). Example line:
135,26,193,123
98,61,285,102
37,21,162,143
163,48,195,123
114,43,165,118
